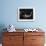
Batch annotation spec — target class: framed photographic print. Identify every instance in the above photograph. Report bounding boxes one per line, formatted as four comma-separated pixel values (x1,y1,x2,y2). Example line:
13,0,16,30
18,7,35,21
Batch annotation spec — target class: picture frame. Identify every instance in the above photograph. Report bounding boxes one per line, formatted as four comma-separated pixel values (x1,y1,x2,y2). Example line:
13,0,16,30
18,7,35,21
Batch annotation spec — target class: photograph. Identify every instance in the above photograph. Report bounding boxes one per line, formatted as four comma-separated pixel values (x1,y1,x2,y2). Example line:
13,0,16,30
0,0,45,46
18,7,35,21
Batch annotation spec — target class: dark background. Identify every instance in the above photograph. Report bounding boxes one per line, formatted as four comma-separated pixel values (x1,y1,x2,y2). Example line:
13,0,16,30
20,9,33,19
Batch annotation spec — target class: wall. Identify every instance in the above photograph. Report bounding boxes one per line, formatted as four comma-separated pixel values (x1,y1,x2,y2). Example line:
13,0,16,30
0,0,46,30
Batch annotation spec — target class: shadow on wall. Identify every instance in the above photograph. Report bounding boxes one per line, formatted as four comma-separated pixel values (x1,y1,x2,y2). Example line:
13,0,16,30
0,24,7,43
